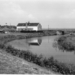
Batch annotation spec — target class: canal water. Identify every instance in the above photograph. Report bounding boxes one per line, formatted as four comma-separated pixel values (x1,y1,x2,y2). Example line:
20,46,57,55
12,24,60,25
8,36,75,65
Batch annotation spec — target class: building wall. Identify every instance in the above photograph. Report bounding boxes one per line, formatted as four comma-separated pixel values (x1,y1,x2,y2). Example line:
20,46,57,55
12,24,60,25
16,23,42,31
27,26,38,31
17,26,38,31
16,26,26,31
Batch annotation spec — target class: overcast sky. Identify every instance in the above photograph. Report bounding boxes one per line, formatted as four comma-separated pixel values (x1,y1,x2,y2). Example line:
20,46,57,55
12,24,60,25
0,0,75,28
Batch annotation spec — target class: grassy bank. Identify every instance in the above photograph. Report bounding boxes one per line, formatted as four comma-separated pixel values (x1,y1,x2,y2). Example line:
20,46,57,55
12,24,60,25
0,34,55,74
0,34,74,74
57,34,75,51
4,45,75,74
0,50,52,74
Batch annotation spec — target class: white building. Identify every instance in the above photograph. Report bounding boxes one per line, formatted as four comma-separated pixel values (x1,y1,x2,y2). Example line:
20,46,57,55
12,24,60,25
16,22,42,31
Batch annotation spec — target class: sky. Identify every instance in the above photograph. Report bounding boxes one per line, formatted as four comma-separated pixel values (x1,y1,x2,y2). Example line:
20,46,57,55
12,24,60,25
0,0,75,28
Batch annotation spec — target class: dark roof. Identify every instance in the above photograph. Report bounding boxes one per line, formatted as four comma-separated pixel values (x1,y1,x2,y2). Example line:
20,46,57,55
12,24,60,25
17,23,39,26
17,23,26,26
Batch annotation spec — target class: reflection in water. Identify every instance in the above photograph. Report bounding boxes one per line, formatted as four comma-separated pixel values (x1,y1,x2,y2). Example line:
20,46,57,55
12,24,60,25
27,37,42,46
8,37,42,51
8,36,75,68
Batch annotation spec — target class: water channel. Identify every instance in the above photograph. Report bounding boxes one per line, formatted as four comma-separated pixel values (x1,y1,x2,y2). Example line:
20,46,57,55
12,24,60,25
8,36,75,65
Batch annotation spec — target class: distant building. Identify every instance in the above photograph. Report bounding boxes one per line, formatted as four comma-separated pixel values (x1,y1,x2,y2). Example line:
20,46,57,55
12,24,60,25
16,22,42,31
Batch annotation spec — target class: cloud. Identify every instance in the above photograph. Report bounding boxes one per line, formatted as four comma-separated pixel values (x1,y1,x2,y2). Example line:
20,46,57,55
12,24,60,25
28,14,35,19
0,0,75,28
2,1,26,16
0,1,29,24
60,9,75,19
27,14,39,22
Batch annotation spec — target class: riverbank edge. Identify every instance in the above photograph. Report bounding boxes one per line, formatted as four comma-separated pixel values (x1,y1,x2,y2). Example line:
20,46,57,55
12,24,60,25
0,34,75,74
0,33,58,74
